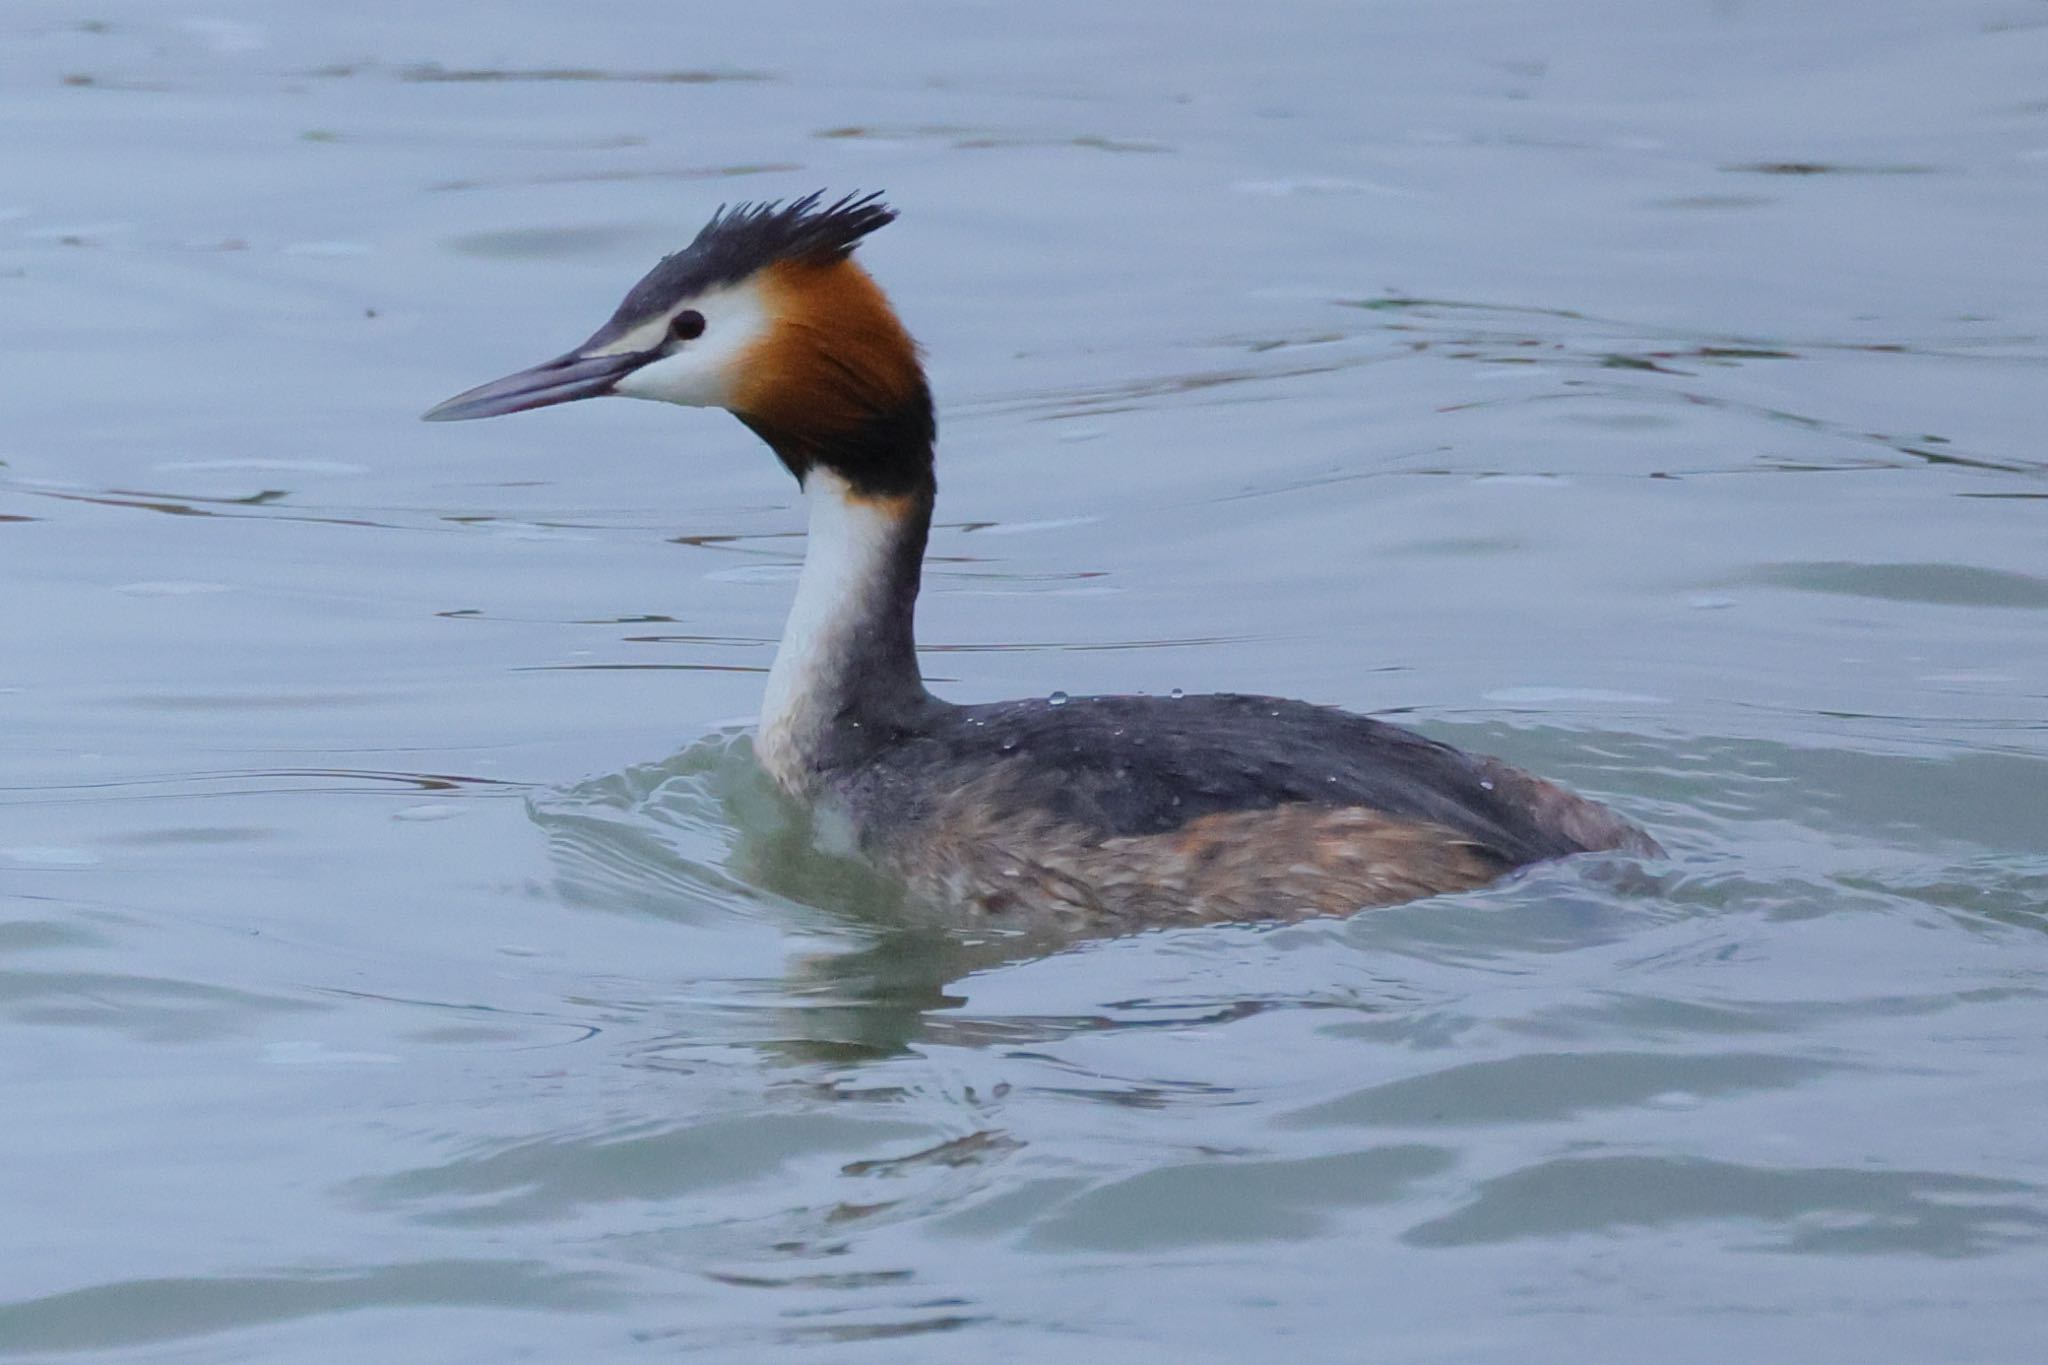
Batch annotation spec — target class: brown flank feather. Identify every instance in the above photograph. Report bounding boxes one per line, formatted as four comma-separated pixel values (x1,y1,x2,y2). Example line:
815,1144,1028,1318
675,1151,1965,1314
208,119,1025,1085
893,791,1512,934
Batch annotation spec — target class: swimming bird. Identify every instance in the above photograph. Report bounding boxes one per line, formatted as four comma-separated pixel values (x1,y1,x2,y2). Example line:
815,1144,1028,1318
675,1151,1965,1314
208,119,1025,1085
426,192,1658,930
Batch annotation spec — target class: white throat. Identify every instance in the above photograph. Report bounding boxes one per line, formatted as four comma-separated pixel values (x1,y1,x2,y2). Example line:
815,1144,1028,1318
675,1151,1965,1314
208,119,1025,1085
756,468,909,794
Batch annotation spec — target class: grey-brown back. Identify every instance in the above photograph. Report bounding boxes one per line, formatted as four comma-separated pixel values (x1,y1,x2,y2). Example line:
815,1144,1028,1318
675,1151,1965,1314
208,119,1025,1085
835,692,1657,872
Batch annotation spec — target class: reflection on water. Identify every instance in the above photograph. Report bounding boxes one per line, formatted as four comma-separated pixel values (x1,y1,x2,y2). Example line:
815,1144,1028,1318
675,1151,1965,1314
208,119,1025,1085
8,0,2048,1359
533,733,1084,1058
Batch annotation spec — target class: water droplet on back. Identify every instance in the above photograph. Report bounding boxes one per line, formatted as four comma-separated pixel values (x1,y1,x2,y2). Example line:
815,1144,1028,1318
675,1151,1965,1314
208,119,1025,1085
1048,690,1069,706
1169,688,1184,700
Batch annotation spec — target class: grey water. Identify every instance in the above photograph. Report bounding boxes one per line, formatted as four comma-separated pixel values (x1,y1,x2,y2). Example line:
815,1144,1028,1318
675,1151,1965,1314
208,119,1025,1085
4,1,2047,1359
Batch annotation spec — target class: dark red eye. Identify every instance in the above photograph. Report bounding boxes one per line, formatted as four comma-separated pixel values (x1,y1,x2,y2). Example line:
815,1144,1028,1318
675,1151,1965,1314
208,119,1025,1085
669,309,705,342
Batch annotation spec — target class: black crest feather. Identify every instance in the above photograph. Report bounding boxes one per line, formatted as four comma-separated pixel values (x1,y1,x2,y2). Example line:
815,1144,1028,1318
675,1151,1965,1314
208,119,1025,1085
609,191,896,325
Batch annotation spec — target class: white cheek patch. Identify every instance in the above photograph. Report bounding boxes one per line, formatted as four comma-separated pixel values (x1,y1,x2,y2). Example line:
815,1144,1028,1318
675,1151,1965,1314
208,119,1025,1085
608,282,770,409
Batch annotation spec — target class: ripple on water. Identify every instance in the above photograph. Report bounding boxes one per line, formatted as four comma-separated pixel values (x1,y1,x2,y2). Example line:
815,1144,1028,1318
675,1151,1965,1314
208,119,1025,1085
1279,1051,1841,1129
1023,1145,1455,1251
1403,1156,2048,1257
1744,561,2048,609
0,1262,619,1355
347,1111,930,1229
0,968,321,1043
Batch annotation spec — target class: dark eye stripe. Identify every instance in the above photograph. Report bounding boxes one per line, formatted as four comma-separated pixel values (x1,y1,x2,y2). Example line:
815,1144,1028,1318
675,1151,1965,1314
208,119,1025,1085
669,309,706,342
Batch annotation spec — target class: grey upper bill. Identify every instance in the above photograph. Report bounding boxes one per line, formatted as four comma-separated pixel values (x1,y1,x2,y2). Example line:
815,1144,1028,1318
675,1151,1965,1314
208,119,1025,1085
421,348,649,422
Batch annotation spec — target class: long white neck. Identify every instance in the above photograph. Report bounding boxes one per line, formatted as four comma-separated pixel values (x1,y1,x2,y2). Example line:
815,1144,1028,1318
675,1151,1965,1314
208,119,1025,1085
756,468,931,795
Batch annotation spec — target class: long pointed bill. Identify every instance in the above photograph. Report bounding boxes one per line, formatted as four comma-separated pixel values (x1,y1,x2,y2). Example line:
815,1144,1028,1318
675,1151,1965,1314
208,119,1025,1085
422,349,652,422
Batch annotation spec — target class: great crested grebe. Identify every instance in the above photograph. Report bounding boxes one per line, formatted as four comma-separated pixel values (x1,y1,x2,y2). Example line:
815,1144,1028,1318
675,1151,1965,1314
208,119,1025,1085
427,192,1658,928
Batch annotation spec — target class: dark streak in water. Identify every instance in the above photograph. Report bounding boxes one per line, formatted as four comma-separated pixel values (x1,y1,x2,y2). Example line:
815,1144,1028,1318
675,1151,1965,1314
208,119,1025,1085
1017,360,1366,419
514,663,772,674
1723,161,1941,176
57,73,173,92
777,1314,991,1345
621,634,768,646
921,635,1265,654
1343,295,2042,364
10,485,393,528
0,769,528,804
312,62,774,84
1344,295,1590,321
317,985,606,1048
433,163,799,193
841,1130,1022,1175
816,124,1168,154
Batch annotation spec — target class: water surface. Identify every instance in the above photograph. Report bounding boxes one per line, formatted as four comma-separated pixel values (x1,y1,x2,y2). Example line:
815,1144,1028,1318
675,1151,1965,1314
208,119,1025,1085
5,1,2047,1360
